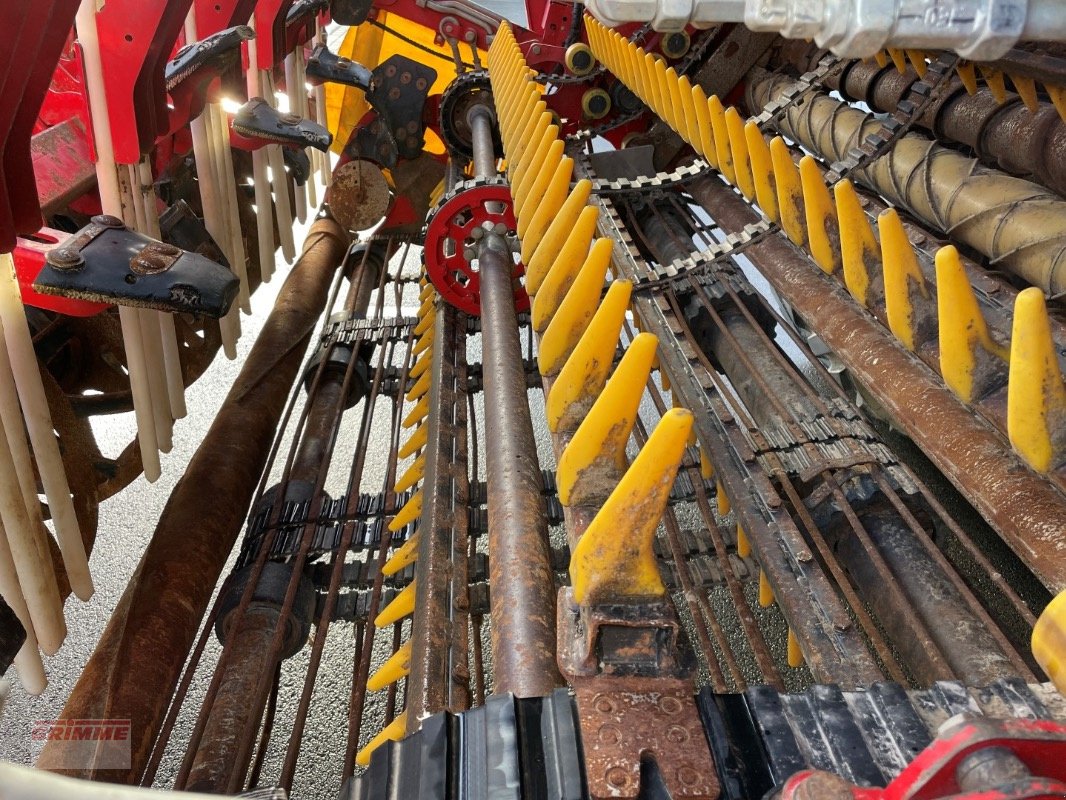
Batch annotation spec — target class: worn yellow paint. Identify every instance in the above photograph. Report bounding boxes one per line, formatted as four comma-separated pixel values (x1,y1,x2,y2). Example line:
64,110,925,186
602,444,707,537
800,156,840,274
538,238,615,373
1008,287,1066,472
557,333,659,506
708,95,735,186
745,121,777,223
547,280,633,432
725,108,755,201
570,408,694,605
693,85,718,169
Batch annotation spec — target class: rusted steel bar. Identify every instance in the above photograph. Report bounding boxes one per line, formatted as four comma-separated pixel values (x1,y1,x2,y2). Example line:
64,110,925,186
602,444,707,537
37,216,351,783
405,300,472,729
746,68,1066,294
689,176,1066,593
479,231,562,697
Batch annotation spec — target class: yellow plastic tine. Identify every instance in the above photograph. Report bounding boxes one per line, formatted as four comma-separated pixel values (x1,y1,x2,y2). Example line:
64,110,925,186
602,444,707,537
736,524,751,558
525,180,594,295
501,87,539,146
1012,74,1040,112
513,129,561,211
515,138,565,232
787,628,804,667
888,48,907,74
758,570,775,607
935,245,1008,401
725,107,755,201
355,710,409,766
770,137,806,246
367,640,413,691
956,62,978,95
402,395,429,429
664,67,684,135
531,206,600,332
537,238,615,371
745,122,778,222
547,280,633,432
389,488,423,532
716,481,730,515
382,530,421,576
374,581,416,628
1049,85,1066,123
645,53,662,114
834,180,879,304
409,349,432,381
394,453,426,494
693,85,718,168
800,156,840,274
980,65,1007,104
699,445,714,480
510,107,550,179
414,308,436,337
708,95,735,186
419,283,436,303
412,327,434,357
905,50,927,78
398,421,428,458
570,408,693,605
878,208,932,351
405,369,431,403
1008,287,1066,472
678,75,700,147
557,332,658,505
521,156,575,260
874,50,888,68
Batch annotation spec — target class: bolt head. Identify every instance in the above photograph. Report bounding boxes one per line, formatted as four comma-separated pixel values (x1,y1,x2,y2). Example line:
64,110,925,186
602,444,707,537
46,248,83,269
92,214,125,229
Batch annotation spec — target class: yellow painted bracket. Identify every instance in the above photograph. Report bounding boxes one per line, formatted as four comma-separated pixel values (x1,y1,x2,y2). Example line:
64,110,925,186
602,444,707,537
570,408,694,605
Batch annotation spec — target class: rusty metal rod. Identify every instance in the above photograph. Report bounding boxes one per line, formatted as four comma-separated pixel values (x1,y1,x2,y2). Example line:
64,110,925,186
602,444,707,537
690,176,1066,593
37,216,351,783
479,231,562,697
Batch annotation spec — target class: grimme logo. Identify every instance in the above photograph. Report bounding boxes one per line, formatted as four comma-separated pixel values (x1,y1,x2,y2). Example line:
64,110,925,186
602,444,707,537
31,719,131,768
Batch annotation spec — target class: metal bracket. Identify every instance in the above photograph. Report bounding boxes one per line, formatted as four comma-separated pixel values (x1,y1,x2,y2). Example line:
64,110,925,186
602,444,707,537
306,44,373,91
230,97,333,151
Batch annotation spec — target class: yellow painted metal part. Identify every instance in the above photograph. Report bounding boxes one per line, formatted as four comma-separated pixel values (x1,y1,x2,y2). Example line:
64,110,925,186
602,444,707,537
570,408,694,605
799,156,840,274
383,530,421,576
367,640,413,692
1033,590,1066,697
1008,287,1066,472
878,208,930,351
725,107,755,201
935,245,1008,401
834,180,880,305
374,581,416,628
390,488,423,532
525,180,593,295
521,157,576,261
355,710,408,767
394,453,426,494
556,332,659,506
746,122,777,223
531,206,600,333
538,238,615,374
546,279,633,432
771,137,806,247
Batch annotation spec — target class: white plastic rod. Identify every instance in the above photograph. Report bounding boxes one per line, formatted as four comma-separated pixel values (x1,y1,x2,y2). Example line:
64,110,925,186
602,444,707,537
263,72,297,262
285,52,308,224
210,104,251,312
0,255,93,599
0,527,46,694
190,115,240,358
201,107,242,354
136,310,172,452
75,0,160,483
0,409,64,656
297,48,318,210
246,29,278,283
134,158,188,418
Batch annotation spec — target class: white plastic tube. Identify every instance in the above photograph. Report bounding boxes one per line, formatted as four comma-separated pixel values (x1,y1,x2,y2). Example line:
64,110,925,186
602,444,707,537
0,528,46,694
245,29,278,284
285,52,308,224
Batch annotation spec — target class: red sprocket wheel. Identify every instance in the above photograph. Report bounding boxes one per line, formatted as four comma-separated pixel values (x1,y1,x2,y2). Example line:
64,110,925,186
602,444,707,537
423,178,530,317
